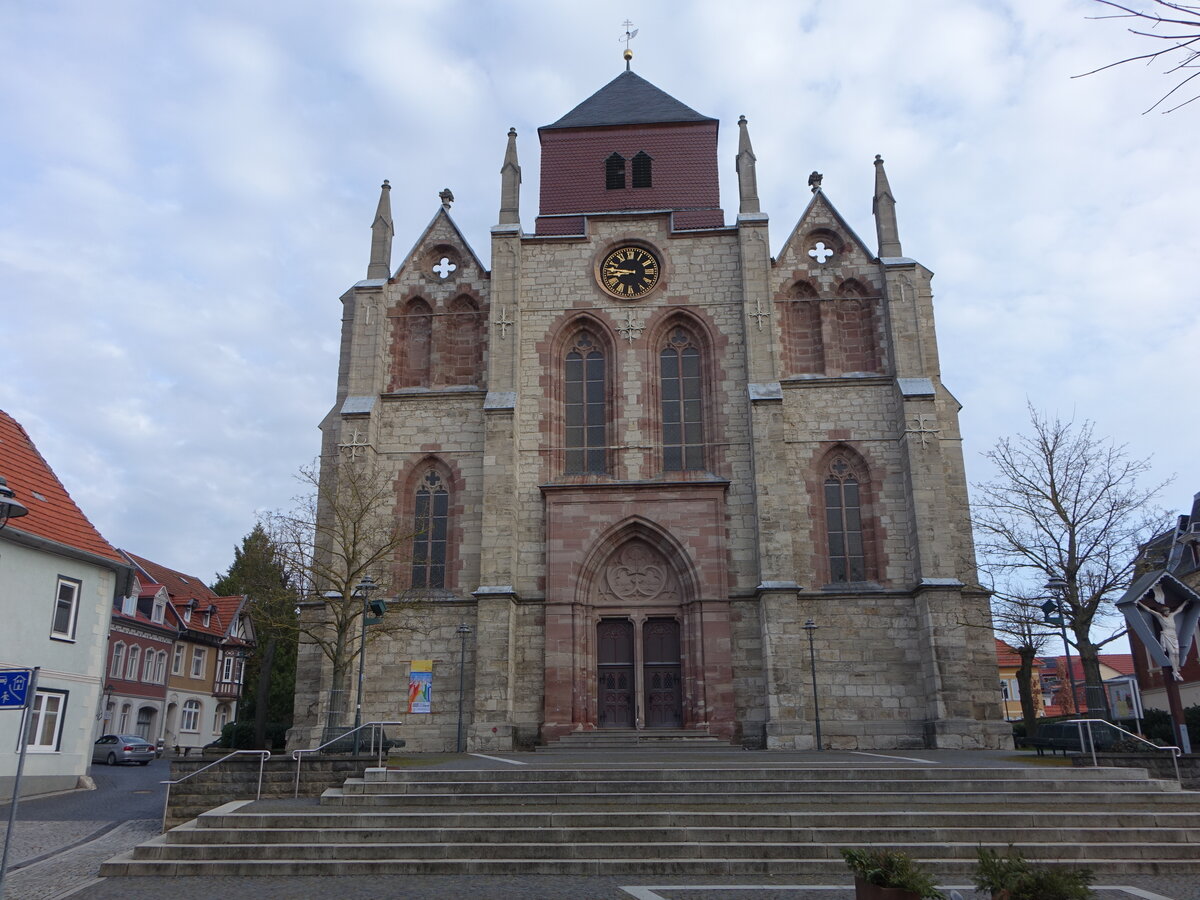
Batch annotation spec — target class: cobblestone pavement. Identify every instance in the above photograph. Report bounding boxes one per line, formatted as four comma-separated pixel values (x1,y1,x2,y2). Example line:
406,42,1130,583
45,873,1200,900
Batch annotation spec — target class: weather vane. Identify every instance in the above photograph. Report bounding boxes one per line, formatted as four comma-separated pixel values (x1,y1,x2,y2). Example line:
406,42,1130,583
620,19,638,70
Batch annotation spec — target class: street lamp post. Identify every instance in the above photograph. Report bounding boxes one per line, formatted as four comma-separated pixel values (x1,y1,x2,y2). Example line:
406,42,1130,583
803,619,823,752
352,575,377,755
1044,576,1081,715
456,622,472,753
0,475,29,531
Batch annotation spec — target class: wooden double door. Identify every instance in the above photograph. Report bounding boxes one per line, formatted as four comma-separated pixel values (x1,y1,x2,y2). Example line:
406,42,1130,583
597,618,682,728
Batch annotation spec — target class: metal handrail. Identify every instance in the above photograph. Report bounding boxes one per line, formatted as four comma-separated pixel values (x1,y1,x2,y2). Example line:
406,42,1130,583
291,720,404,797
160,749,271,831
1069,718,1182,784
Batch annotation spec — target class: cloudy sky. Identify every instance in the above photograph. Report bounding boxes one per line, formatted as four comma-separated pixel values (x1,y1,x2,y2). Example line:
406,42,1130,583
2,0,1196,591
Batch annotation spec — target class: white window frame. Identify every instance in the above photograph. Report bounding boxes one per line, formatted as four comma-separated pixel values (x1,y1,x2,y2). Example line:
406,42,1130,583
221,655,234,682
126,645,141,681
171,644,184,675
27,689,68,751
181,699,201,732
143,650,156,681
156,650,168,683
110,642,126,678
190,647,207,679
50,577,82,641
151,594,166,624
118,702,131,733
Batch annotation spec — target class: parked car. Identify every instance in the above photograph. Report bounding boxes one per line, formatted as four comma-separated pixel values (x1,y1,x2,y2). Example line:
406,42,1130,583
92,734,155,766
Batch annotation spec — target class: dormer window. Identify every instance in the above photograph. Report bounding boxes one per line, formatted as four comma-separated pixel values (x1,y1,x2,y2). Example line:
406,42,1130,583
632,151,653,188
203,610,211,627
182,604,191,624
151,594,165,624
605,153,626,190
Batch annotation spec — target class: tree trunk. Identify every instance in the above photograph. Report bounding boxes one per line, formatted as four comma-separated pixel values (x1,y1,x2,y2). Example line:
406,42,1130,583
1016,646,1039,736
1074,632,1113,719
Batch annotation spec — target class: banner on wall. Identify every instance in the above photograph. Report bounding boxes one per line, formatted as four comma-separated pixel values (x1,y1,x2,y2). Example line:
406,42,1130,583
407,660,433,713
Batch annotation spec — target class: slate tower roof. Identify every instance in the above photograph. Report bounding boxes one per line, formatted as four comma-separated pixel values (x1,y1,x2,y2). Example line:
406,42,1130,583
542,70,716,130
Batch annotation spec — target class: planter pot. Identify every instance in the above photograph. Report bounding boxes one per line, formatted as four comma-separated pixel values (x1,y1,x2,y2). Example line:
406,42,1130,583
854,876,923,900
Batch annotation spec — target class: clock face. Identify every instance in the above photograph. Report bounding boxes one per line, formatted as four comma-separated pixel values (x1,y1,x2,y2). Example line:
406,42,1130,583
598,246,660,299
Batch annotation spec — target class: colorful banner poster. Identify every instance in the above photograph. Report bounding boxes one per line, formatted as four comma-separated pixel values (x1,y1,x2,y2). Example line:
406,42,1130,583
407,660,433,713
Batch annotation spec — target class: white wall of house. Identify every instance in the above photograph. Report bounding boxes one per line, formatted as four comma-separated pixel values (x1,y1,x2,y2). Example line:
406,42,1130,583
0,539,117,796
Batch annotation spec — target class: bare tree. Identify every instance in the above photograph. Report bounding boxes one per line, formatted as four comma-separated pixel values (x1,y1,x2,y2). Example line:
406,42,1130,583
990,587,1056,736
1077,0,1200,113
973,406,1171,717
262,459,424,730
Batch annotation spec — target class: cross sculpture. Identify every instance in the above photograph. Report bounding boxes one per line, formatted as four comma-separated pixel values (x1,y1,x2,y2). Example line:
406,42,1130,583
617,309,644,344
905,414,940,449
338,429,369,461
808,242,833,264
494,306,514,339
750,298,771,331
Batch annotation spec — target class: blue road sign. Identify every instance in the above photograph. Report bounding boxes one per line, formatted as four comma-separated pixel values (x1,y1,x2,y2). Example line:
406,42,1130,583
0,670,33,709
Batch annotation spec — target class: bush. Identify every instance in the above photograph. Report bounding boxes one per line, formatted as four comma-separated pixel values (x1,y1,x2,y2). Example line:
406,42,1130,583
841,848,945,899
973,846,1094,900
1140,706,1200,747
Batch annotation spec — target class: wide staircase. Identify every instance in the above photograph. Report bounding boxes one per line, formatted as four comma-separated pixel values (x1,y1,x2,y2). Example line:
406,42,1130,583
102,759,1200,878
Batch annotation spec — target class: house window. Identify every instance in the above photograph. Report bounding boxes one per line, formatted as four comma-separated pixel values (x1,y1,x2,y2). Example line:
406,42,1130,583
632,151,653,188
143,651,156,681
118,702,131,733
221,655,234,682
412,469,449,589
182,604,191,624
203,610,211,628
110,642,126,678
181,699,201,732
126,646,141,681
190,647,207,679
660,326,704,471
156,651,168,683
824,455,866,583
215,704,230,733
171,644,184,675
136,706,154,740
605,152,626,190
564,330,607,474
1000,680,1011,701
27,690,67,751
151,594,165,624
50,577,81,640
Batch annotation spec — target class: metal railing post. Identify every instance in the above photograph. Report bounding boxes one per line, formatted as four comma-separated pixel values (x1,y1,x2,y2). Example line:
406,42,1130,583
291,720,404,798
160,750,271,831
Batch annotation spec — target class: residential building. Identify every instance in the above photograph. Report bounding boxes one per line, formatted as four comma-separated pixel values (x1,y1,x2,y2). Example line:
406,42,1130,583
120,552,254,750
1039,654,1135,717
0,411,133,795
292,62,1009,752
994,639,1044,721
100,578,176,743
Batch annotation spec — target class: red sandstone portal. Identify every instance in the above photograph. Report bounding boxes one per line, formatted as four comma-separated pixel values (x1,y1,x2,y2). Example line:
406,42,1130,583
540,486,735,743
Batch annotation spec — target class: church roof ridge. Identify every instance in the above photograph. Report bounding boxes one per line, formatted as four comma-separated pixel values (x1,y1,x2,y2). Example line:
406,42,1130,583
541,70,716,131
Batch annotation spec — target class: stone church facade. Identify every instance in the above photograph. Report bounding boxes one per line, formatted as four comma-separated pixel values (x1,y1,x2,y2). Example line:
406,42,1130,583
291,65,1010,751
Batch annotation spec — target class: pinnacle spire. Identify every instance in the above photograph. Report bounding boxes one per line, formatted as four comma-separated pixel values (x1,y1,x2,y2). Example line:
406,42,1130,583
872,155,903,258
498,127,521,226
736,115,760,215
367,179,393,279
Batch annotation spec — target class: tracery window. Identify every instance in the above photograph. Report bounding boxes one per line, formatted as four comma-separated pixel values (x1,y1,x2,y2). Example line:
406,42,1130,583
660,326,704,471
824,455,866,583
632,151,653,188
412,469,449,589
564,330,607,474
605,153,626,190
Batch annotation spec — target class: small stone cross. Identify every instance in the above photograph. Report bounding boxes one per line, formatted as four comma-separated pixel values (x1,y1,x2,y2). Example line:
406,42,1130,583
750,298,770,331
809,242,833,264
906,414,940,449
433,257,457,279
338,429,370,461
494,306,514,339
617,309,644,344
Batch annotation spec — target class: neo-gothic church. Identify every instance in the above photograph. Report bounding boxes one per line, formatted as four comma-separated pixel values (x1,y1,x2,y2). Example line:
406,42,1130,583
291,62,1010,751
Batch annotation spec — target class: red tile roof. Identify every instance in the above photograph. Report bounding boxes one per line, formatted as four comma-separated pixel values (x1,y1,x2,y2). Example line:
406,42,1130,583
0,410,124,564
994,639,1043,668
121,550,218,603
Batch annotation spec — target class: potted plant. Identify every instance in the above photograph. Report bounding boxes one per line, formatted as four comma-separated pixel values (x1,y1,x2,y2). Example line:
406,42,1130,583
841,848,945,900
972,847,1094,900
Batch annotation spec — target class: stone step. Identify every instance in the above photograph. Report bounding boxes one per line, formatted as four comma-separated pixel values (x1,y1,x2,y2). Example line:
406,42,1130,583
189,808,1200,831
168,824,1200,846
98,853,1200,878
320,787,1198,808
340,776,1169,795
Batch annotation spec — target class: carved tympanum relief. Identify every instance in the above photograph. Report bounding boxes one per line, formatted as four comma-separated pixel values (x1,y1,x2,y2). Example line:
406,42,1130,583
599,541,678,604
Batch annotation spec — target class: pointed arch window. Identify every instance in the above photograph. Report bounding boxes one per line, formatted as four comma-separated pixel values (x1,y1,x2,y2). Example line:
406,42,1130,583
605,153,626,190
632,151,653,188
824,455,866,583
660,326,704,471
412,469,449,589
565,330,607,474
